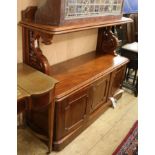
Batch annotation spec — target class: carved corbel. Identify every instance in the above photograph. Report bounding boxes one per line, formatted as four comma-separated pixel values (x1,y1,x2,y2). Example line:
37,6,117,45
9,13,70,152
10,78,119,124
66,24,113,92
96,26,119,56
40,32,53,45
28,30,52,75
21,6,53,74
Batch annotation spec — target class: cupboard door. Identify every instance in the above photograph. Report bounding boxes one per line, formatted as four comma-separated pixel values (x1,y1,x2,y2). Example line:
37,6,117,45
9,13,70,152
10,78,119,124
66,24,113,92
109,66,126,96
54,87,90,140
90,74,110,112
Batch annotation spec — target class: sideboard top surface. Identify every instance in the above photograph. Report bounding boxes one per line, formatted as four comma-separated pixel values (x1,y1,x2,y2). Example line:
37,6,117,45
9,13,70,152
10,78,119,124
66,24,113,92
50,52,129,99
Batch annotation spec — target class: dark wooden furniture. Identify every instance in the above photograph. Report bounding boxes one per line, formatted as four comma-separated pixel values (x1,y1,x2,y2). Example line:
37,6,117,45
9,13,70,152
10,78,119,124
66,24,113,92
114,13,138,50
121,42,138,96
17,86,30,127
51,52,128,150
119,13,138,96
19,5,132,152
17,86,30,115
113,13,138,96
125,13,138,43
17,63,58,152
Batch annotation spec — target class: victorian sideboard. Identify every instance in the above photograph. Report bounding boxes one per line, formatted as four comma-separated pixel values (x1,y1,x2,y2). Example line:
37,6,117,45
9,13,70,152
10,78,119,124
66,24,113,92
19,1,132,152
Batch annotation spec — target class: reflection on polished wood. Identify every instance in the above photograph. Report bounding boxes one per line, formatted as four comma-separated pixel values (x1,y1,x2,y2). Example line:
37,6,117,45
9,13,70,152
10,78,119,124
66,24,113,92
50,52,129,100
17,86,30,101
17,63,58,95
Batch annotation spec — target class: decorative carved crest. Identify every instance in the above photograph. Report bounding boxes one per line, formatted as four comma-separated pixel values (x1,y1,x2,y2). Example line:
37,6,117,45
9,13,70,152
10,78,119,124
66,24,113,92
96,27,119,56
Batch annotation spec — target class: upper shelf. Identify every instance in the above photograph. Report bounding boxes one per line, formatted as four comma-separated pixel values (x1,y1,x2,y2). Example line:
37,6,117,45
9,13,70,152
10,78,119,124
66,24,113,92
20,17,133,35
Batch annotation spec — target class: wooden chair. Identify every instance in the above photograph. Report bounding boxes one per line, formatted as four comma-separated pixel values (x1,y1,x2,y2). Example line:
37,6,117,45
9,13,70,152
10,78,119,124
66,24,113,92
119,13,138,96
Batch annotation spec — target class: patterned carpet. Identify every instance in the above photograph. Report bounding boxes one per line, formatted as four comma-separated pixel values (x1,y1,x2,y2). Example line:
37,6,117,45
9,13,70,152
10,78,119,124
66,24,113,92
112,120,138,155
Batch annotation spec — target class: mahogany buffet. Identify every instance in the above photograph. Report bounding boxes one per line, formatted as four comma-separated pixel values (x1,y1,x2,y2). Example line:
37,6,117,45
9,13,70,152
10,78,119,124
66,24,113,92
19,0,132,152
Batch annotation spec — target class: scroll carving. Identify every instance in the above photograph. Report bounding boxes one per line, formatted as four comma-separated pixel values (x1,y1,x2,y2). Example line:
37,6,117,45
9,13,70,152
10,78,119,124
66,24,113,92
40,33,53,45
29,31,51,74
96,27,119,56
21,6,37,22
21,6,54,74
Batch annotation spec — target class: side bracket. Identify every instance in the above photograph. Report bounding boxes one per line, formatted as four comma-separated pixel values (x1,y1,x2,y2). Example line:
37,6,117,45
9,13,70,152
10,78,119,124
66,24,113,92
96,26,119,56
21,7,53,74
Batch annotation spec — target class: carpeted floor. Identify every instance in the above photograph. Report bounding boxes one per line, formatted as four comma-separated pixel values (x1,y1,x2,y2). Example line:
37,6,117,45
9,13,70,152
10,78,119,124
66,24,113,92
112,120,138,155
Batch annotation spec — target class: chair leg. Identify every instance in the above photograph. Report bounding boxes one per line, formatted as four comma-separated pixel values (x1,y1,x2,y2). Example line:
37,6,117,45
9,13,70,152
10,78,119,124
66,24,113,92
124,67,127,81
126,68,130,81
134,77,138,97
133,69,138,86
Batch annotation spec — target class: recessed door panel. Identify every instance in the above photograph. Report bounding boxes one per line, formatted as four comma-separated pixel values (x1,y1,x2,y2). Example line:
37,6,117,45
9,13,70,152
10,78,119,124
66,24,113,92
110,66,126,96
54,87,90,140
91,74,110,112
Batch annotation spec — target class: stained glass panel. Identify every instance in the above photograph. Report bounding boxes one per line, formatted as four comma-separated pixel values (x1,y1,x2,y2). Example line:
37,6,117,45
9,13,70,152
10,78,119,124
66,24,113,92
65,0,123,19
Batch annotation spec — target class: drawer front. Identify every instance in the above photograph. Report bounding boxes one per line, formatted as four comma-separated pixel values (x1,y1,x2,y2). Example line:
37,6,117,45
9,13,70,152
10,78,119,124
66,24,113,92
90,74,110,112
54,87,91,140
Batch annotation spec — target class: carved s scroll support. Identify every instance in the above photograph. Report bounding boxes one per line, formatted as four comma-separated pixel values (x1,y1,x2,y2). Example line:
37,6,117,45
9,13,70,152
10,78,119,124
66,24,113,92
40,32,53,45
22,26,54,75
96,27,119,56
29,31,54,75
